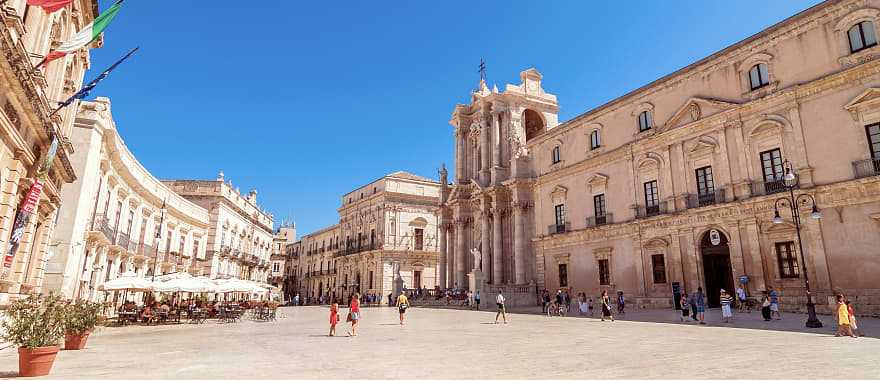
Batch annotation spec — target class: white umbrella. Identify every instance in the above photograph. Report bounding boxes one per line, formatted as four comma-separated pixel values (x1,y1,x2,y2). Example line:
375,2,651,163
214,279,252,293
154,272,193,282
100,271,154,291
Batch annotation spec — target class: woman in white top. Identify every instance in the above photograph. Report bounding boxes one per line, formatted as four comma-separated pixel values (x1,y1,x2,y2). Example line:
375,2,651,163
495,292,507,324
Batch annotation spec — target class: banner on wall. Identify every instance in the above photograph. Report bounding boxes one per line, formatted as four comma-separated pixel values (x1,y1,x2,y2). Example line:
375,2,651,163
1,180,44,278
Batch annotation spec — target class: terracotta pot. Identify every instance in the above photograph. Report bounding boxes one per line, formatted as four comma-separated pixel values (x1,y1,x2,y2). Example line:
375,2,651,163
18,346,59,377
64,331,91,350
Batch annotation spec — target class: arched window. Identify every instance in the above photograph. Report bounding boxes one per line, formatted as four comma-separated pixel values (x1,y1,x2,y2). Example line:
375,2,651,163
748,63,769,90
590,130,601,150
849,20,877,53
638,110,652,132
551,145,561,164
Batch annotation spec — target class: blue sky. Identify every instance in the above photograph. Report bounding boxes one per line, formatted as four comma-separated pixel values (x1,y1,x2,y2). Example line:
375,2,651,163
85,0,822,235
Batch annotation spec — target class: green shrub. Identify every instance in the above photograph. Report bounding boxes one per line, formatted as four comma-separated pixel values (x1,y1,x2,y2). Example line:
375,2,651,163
63,300,103,336
1,293,66,349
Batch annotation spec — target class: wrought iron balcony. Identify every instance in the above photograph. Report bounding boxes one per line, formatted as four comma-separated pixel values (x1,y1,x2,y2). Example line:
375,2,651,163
636,203,667,219
585,213,613,227
91,214,116,243
547,222,571,235
116,232,131,250
750,179,789,197
687,189,726,209
853,158,880,179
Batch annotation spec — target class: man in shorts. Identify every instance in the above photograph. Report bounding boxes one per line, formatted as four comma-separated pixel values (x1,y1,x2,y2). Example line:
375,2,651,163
495,291,507,324
396,292,410,325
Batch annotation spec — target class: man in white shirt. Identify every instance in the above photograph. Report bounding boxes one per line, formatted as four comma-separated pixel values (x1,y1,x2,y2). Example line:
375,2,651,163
495,291,507,324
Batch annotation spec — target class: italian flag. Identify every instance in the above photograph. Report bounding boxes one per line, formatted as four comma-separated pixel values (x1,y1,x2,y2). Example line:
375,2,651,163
38,0,124,68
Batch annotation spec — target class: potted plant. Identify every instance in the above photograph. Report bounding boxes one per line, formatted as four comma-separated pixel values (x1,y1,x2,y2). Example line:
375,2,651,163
62,300,102,350
1,293,66,377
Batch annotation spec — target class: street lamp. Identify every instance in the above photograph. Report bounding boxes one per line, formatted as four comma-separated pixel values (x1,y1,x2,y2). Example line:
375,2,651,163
771,160,823,328
151,199,168,282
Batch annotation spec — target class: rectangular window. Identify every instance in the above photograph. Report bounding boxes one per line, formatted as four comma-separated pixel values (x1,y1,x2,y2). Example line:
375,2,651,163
760,148,784,182
695,166,715,196
414,270,422,289
593,194,606,217
551,146,561,164
776,241,800,279
651,254,667,284
638,111,652,132
414,228,424,250
867,123,880,165
598,259,610,286
643,180,659,208
558,263,568,287
554,204,565,227
590,130,601,150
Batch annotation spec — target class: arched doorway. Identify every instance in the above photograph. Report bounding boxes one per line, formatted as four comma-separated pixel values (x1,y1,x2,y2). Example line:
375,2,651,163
523,109,545,141
700,229,733,308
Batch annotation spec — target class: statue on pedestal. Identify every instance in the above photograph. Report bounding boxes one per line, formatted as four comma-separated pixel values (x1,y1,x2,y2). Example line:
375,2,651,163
470,248,481,273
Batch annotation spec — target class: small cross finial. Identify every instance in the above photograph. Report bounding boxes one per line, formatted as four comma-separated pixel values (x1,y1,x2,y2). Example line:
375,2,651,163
478,58,487,84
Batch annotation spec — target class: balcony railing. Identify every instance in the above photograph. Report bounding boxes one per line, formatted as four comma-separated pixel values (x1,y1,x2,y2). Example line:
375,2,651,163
853,158,880,179
116,232,131,249
92,214,116,243
138,243,153,256
750,179,789,197
547,222,571,235
636,203,668,219
585,213,613,228
687,189,726,209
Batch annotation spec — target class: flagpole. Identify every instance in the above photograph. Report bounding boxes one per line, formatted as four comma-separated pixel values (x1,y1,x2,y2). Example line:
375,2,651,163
49,46,139,117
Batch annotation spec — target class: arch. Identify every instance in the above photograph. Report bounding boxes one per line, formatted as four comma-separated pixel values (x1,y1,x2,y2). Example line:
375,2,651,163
637,152,664,170
523,109,545,141
408,217,428,227
747,116,790,138
834,8,880,32
643,237,669,249
739,52,774,72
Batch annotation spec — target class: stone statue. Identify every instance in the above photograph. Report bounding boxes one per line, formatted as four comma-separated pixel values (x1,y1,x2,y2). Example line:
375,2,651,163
470,248,481,272
508,119,529,158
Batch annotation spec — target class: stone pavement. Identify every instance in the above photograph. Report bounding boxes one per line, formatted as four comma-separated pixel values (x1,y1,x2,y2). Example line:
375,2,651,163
0,306,877,379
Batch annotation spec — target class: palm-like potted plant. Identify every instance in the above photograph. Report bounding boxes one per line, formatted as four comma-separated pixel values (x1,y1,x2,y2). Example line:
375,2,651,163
62,300,102,350
1,293,66,377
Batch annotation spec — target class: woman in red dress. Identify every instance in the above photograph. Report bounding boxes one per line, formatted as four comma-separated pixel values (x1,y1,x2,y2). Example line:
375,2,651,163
329,301,339,336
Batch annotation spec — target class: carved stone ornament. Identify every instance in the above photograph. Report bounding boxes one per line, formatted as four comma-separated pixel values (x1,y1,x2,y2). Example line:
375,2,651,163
508,119,529,158
470,248,481,271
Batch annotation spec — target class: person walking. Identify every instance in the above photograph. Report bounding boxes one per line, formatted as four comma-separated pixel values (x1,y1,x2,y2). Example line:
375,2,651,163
768,286,781,320
587,298,594,317
846,299,864,337
541,290,551,314
564,291,572,316
555,290,564,315
495,291,508,324
474,291,481,310
578,293,588,316
720,289,734,323
329,301,339,336
679,291,690,322
466,291,474,309
600,290,614,322
835,294,855,338
760,291,772,321
691,287,706,324
347,293,361,337
617,291,626,315
396,292,410,326
735,285,747,312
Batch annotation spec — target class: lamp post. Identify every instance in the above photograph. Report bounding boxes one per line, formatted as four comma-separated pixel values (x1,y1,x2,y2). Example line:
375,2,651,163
771,160,823,328
151,199,168,282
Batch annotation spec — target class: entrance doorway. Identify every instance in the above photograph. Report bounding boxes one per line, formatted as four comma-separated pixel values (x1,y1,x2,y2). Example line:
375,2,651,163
700,229,733,308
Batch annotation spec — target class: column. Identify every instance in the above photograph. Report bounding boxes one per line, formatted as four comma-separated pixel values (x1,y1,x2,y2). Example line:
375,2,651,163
481,119,491,185
447,228,455,288
455,220,466,288
513,203,525,284
492,205,503,284
438,223,447,289
743,221,766,293
455,129,464,183
492,112,501,167
480,209,490,273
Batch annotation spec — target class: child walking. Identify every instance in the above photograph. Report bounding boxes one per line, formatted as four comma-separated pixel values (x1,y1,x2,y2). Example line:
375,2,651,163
680,293,690,322
329,301,339,336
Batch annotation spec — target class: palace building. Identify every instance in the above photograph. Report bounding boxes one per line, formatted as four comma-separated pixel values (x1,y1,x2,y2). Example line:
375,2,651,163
0,0,99,304
283,171,441,304
441,0,880,314
44,98,211,301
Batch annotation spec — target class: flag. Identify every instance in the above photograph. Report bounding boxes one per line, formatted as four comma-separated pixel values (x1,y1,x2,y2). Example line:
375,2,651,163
54,47,139,112
37,0,124,68
26,0,73,13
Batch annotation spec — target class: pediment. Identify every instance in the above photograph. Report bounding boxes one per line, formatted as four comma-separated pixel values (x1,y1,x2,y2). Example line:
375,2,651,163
844,88,880,112
663,97,739,132
586,173,609,187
